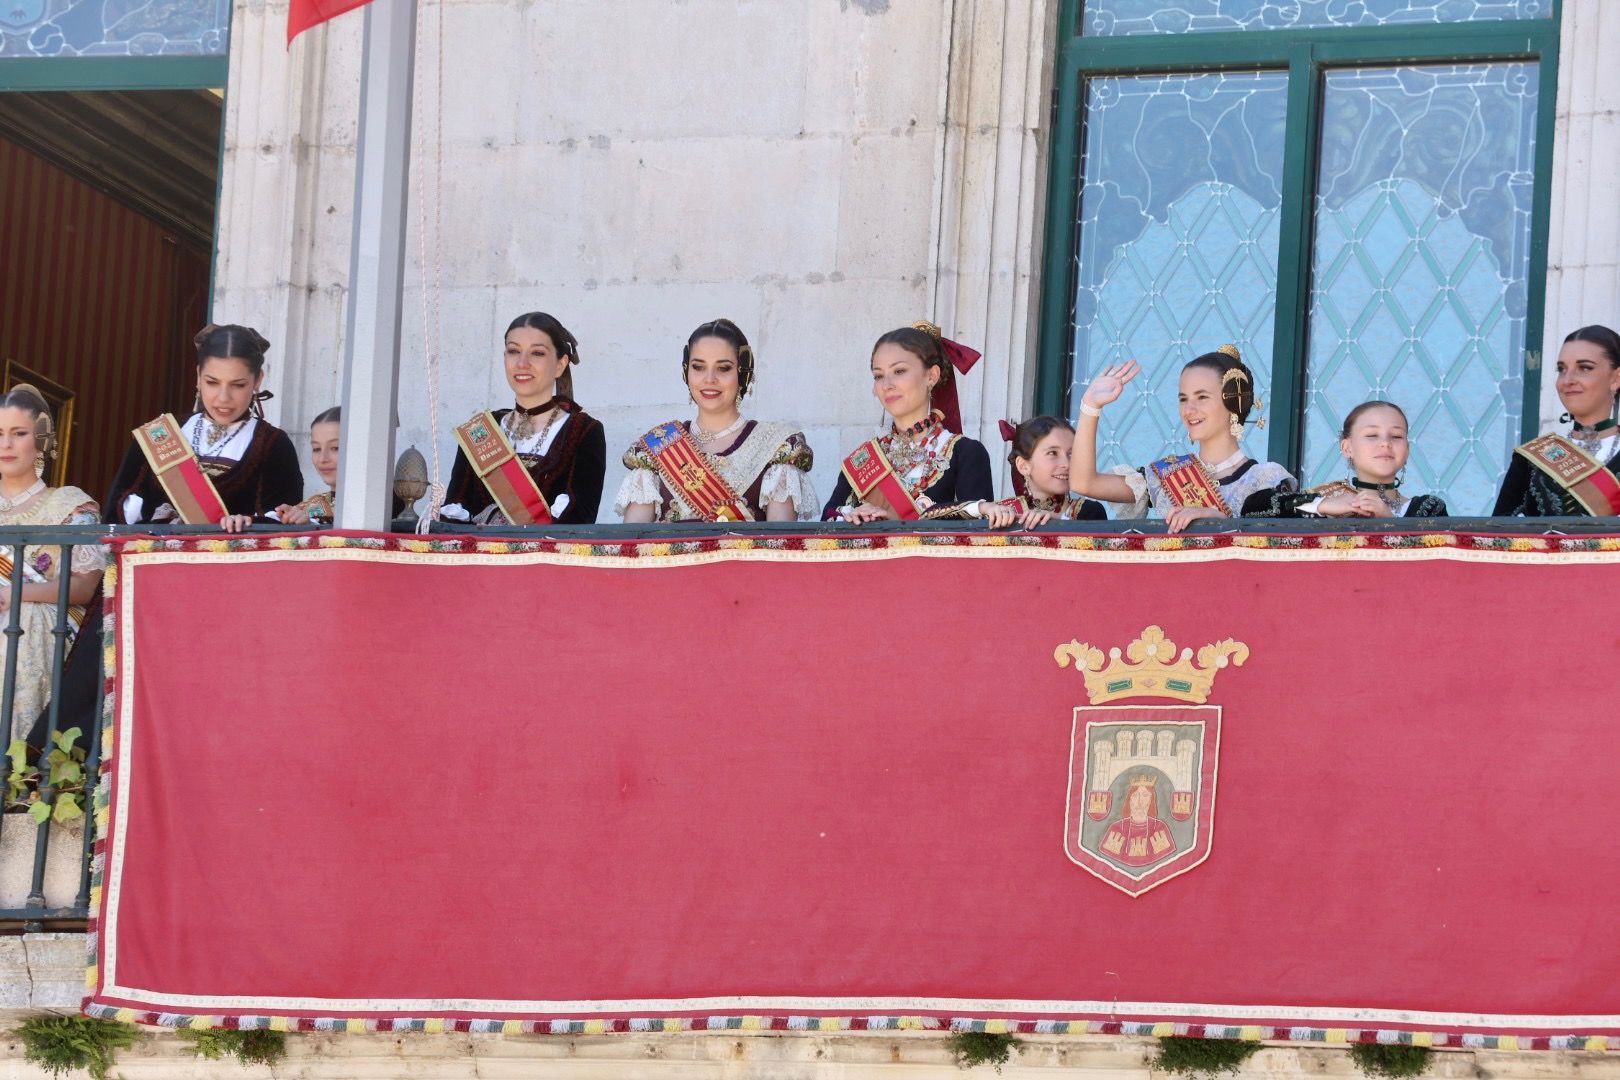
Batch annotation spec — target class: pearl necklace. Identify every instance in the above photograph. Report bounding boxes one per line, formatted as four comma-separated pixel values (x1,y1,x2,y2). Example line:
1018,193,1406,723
1199,448,1247,476
691,414,746,448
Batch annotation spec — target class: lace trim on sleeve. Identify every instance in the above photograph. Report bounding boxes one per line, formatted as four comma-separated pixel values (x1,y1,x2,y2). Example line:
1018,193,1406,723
758,464,818,520
767,434,814,472
1106,465,1151,518
613,468,663,516
66,506,107,572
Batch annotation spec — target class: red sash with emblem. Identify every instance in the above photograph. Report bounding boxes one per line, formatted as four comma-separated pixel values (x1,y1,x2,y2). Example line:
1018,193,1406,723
1514,433,1620,516
1147,454,1231,514
132,414,229,525
640,422,750,522
454,412,553,525
841,440,921,521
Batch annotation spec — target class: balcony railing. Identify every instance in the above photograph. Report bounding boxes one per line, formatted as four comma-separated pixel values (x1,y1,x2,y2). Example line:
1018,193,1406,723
0,515,1611,930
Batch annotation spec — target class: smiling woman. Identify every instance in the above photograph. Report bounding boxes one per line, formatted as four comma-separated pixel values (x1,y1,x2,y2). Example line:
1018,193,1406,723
617,319,817,524
442,312,608,525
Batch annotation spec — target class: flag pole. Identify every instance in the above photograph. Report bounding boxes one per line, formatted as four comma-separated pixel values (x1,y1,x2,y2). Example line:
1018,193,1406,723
335,0,417,530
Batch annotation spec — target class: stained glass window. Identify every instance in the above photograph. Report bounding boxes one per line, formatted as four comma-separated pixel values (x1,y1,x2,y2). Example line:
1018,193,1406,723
1082,0,1551,37
1070,71,1287,472
1301,63,1538,514
0,0,229,57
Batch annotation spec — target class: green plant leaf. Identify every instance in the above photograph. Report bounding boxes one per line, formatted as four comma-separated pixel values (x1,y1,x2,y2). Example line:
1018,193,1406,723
16,1016,141,1080
1152,1036,1262,1077
945,1031,1020,1073
52,794,84,823
48,759,83,788
54,726,82,751
27,799,51,824
1349,1043,1432,1078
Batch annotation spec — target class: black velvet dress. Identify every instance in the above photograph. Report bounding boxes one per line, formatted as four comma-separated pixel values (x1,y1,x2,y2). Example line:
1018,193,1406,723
107,415,303,523
444,401,606,525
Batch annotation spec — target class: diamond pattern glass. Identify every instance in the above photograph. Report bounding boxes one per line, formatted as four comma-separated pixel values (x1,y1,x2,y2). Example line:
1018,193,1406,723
0,0,228,57
1302,63,1539,514
1082,0,1551,36
1070,71,1287,471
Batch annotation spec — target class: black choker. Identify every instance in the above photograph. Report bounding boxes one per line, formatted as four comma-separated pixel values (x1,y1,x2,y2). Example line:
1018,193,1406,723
1573,418,1618,434
895,411,940,439
514,397,557,416
1351,477,1400,492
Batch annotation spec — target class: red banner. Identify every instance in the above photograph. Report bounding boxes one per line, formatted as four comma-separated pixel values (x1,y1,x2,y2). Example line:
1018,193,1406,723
86,530,1620,1047
288,0,369,42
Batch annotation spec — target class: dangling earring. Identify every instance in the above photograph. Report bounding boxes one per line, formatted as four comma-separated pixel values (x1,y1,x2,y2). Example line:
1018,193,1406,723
1344,456,1355,484
1229,415,1243,440
33,456,44,480
1560,411,1572,424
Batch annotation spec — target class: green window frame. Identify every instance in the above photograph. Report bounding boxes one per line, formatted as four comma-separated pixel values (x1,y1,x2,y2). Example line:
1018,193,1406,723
1034,1,1563,470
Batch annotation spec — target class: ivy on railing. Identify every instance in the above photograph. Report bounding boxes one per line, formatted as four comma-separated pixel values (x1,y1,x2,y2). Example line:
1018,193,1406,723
5,726,87,825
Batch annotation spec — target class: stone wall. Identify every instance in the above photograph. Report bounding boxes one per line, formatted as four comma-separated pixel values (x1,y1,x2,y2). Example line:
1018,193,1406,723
213,0,1052,516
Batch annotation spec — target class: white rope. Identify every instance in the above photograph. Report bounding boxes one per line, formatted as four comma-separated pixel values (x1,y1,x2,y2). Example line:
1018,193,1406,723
412,0,448,534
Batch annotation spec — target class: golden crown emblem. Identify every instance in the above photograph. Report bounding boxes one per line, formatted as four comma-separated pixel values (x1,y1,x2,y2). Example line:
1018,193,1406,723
1054,625,1248,705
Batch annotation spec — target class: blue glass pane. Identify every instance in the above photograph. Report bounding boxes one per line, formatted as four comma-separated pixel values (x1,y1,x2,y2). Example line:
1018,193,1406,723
1070,71,1286,471
1083,0,1551,35
0,0,228,57
1302,63,1539,515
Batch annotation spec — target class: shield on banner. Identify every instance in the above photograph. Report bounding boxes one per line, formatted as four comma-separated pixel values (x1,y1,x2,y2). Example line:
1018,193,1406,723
1064,704,1219,897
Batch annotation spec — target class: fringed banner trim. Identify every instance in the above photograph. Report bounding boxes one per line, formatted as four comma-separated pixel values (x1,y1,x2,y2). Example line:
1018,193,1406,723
72,1005,1615,1050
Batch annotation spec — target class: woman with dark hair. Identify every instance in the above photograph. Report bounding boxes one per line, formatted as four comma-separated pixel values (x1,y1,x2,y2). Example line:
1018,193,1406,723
1260,401,1448,518
822,321,993,521
1068,344,1295,532
108,323,302,532
0,385,105,739
1494,325,1620,517
980,416,1108,528
443,311,606,525
617,319,816,523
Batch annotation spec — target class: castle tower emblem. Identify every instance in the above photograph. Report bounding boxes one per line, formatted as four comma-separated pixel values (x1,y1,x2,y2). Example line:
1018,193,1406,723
1056,626,1246,897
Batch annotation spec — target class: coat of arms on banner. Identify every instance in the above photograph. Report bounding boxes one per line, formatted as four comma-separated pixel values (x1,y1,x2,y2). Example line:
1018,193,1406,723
1054,626,1247,897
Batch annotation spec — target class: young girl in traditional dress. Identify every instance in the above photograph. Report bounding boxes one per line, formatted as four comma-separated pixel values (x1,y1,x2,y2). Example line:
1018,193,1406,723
108,324,302,532
1068,345,1296,532
273,407,341,525
822,322,994,521
443,312,607,524
617,319,816,522
0,386,105,740
973,417,1107,528
1259,401,1447,518
1494,325,1620,517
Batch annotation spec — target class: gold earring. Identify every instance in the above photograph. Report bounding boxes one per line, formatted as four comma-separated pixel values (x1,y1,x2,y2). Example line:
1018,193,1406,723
1229,416,1243,439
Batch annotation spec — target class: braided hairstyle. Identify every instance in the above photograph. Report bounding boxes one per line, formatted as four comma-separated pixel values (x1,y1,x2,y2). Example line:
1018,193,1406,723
1182,343,1256,426
506,312,581,400
683,319,756,400
194,323,273,418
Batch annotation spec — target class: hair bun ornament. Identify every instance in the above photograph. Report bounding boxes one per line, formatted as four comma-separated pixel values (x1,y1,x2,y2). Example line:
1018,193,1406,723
912,320,943,341
192,323,221,349
250,329,272,354
1217,343,1242,362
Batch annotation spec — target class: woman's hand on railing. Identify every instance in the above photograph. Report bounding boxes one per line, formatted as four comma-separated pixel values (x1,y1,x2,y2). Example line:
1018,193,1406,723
844,502,897,524
1165,505,1226,534
276,503,312,525
219,515,255,533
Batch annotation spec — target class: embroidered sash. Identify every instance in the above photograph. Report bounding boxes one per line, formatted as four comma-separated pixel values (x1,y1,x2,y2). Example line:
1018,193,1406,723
640,422,751,522
1147,454,1231,514
132,414,228,525
1307,480,1357,501
1514,434,1620,516
0,550,86,631
841,440,920,521
454,412,553,525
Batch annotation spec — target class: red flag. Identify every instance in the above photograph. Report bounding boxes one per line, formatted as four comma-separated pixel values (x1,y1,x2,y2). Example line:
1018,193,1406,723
288,0,371,43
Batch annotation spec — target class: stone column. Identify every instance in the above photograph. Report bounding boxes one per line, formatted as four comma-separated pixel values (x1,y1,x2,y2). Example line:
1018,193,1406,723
932,0,1058,473
1538,0,1620,429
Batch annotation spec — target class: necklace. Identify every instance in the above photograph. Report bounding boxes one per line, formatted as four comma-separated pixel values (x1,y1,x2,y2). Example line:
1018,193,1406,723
507,400,563,449
691,414,746,447
1571,418,1618,453
193,414,248,457
884,413,945,482
0,479,45,513
1199,448,1247,475
509,397,558,443
1352,476,1404,510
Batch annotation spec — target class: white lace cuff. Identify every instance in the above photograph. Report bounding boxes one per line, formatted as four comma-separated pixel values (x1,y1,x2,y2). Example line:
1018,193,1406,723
1106,465,1151,519
121,493,143,524
759,464,818,520
613,468,662,516
439,503,471,522
70,542,107,574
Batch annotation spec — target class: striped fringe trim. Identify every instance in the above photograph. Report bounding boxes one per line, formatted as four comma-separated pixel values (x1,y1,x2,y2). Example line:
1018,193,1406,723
105,531,1620,560
73,1006,1616,1050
